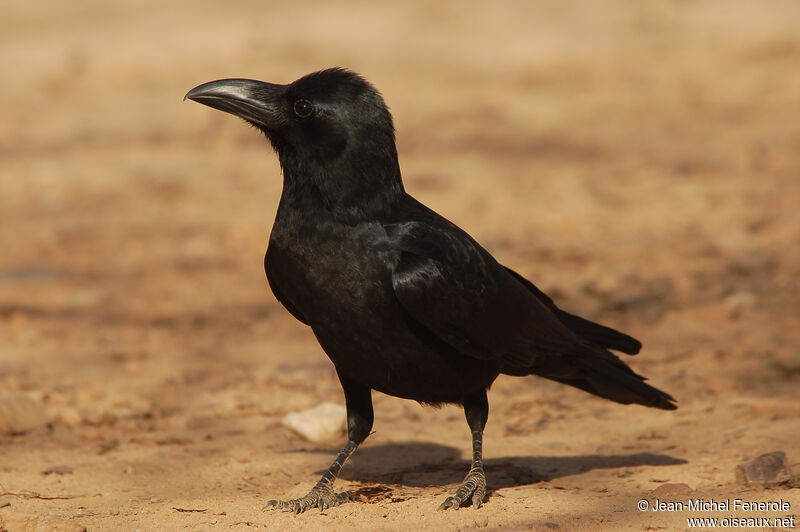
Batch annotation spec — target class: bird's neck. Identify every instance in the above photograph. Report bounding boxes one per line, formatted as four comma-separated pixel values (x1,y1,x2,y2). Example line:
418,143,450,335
278,149,405,223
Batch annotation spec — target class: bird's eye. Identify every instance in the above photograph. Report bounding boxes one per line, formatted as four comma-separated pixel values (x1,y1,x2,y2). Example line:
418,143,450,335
293,99,314,118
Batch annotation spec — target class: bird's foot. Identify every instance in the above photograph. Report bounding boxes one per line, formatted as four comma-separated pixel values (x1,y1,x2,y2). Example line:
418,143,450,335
263,483,352,514
437,467,486,510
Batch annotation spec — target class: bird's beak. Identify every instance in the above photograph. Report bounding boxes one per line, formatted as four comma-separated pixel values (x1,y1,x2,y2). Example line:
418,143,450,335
184,79,286,129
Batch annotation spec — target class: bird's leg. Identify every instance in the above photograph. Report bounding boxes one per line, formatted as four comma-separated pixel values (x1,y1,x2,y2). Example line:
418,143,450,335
264,374,373,514
438,391,488,510
264,439,358,514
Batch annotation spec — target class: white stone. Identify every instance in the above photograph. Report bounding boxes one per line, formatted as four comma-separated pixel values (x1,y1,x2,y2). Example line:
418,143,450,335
281,402,347,442
0,394,48,434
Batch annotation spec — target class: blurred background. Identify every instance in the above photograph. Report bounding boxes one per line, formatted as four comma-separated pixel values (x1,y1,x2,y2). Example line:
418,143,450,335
1,1,799,530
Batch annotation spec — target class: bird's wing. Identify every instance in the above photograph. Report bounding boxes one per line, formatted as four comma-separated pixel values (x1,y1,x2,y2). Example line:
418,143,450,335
385,221,583,366
502,266,642,354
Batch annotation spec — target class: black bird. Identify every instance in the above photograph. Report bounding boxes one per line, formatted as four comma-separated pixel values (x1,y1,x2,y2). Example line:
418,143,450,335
185,68,676,513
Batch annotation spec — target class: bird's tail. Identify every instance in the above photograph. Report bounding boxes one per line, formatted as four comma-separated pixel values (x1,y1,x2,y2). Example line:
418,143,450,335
502,267,642,354
511,352,677,410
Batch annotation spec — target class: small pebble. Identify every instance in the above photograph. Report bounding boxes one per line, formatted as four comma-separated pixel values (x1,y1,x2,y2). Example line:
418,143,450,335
281,402,347,442
42,465,74,475
736,450,792,485
0,394,48,434
651,482,693,497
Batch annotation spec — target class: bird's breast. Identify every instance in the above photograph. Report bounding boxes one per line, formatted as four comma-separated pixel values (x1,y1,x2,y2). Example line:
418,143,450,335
266,213,398,321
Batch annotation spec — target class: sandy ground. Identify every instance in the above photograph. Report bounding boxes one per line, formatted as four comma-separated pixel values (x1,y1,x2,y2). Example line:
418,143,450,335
1,1,800,530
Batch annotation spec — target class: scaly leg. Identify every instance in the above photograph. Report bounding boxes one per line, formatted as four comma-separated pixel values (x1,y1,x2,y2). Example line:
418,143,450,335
438,391,488,510
264,373,373,514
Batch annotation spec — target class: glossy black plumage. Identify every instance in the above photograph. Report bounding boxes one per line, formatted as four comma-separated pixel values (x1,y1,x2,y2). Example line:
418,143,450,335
185,68,676,513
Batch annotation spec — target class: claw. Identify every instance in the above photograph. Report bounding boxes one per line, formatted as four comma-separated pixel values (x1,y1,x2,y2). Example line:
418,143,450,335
262,500,278,510
263,486,352,514
472,484,486,509
437,496,458,511
438,468,486,511
472,492,484,509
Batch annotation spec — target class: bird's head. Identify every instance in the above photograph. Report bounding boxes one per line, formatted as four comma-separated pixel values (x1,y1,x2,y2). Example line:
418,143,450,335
185,68,404,218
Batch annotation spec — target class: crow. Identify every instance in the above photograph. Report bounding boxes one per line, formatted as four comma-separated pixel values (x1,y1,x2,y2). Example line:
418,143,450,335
185,68,676,513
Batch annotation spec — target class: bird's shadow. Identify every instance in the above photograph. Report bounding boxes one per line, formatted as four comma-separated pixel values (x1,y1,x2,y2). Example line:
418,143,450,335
308,441,686,501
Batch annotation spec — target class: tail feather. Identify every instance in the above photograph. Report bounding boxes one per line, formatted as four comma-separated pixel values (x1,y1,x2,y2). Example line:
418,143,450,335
554,311,642,355
501,266,674,409
503,266,641,354
511,352,677,410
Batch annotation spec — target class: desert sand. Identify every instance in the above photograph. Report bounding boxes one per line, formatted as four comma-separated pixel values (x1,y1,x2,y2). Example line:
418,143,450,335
1,1,799,530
